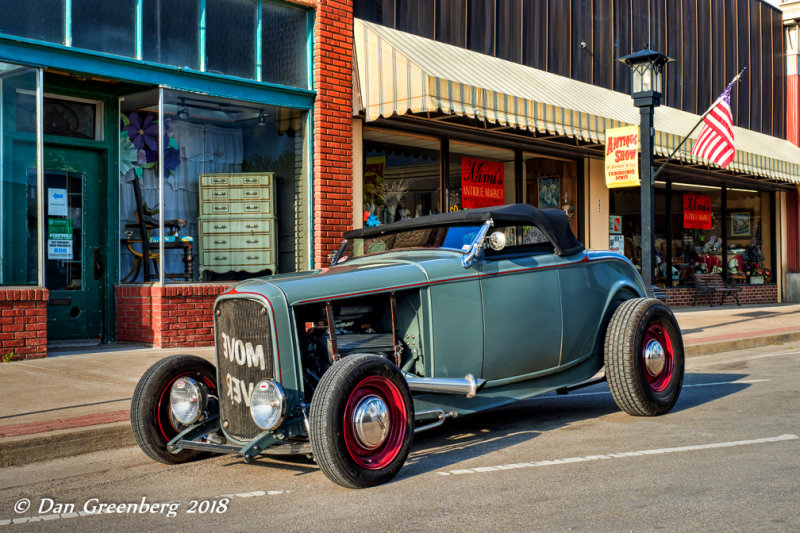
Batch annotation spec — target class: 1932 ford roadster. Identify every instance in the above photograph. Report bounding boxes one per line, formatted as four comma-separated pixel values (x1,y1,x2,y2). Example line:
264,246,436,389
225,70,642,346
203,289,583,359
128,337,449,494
131,204,684,488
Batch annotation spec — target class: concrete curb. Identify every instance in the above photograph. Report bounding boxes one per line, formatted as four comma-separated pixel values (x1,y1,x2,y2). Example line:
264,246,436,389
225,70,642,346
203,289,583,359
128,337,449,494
2,331,798,468
0,422,134,468
684,331,800,357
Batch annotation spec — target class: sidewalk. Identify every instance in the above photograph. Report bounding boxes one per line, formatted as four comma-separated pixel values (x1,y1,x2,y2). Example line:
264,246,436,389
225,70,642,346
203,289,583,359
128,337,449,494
2,303,799,467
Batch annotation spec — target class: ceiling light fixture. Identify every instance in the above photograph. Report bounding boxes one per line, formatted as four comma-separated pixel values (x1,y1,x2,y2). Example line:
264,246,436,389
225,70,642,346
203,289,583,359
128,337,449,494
176,98,189,120
258,110,267,126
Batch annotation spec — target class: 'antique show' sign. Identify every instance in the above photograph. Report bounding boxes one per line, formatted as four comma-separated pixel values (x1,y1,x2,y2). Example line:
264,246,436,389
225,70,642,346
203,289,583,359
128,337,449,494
461,157,505,209
683,193,712,229
605,126,640,188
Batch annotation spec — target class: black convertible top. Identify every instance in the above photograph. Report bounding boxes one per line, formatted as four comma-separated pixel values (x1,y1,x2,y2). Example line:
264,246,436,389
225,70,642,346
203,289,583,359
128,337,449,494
344,203,585,257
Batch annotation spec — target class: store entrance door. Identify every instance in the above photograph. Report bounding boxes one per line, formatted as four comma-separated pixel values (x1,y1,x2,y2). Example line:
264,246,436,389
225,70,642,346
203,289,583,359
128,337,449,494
43,146,105,341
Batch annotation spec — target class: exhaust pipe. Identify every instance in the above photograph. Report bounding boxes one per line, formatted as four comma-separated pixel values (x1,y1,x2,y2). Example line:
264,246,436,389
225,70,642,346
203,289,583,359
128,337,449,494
402,372,486,398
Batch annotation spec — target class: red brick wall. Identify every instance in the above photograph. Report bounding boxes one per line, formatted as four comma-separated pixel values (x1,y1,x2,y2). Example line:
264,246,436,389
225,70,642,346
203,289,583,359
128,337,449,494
665,284,778,307
313,0,353,267
115,284,232,348
0,288,48,360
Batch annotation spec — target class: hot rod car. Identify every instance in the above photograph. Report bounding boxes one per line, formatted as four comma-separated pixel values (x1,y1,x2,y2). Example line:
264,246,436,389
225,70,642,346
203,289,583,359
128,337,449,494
131,204,684,488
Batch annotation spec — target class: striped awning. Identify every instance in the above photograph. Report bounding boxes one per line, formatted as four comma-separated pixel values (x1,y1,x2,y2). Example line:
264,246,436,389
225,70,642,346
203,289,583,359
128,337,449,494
354,18,800,184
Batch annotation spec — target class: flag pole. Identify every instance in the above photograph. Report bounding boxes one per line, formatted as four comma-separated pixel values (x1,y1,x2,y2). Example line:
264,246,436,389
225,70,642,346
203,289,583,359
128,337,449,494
651,66,747,182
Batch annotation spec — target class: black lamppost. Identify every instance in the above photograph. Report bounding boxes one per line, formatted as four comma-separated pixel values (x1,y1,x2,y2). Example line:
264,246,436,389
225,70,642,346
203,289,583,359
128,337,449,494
618,47,673,293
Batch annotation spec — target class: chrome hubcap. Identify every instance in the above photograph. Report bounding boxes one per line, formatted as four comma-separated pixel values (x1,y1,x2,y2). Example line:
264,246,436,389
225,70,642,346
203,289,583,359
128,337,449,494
352,394,390,450
644,339,666,376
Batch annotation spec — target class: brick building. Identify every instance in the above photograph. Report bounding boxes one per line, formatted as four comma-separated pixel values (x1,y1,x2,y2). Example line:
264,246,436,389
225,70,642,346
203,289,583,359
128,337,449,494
0,0,354,359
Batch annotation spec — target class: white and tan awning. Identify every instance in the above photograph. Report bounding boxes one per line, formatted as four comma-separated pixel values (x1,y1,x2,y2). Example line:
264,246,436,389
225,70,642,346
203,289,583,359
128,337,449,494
354,18,800,184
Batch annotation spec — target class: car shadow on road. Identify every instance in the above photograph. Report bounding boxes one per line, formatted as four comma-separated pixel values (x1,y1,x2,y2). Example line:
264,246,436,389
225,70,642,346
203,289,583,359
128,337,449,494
397,372,751,482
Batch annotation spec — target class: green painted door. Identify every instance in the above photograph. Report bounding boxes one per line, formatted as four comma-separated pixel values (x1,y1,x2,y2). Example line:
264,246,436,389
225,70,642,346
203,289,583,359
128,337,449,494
43,147,105,341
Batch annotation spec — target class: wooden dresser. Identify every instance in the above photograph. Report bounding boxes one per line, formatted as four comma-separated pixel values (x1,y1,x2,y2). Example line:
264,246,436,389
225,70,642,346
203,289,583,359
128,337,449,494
197,173,277,278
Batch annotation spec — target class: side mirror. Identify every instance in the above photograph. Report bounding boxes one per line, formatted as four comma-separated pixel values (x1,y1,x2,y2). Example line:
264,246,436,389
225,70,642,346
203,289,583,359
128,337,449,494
486,231,507,251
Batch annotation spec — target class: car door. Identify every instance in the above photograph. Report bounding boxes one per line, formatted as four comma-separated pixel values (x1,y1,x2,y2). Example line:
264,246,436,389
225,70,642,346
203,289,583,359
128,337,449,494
479,241,563,380
556,253,625,366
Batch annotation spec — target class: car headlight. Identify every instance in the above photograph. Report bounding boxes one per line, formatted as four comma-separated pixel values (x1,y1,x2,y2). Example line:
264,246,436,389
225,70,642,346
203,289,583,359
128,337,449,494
250,380,286,430
170,377,208,425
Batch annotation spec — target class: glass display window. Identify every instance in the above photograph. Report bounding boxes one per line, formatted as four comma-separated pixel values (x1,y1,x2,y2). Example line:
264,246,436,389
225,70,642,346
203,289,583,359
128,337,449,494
726,188,771,284
448,141,514,212
670,184,723,285
0,63,41,286
118,88,309,283
610,182,773,288
363,128,441,224
524,154,579,237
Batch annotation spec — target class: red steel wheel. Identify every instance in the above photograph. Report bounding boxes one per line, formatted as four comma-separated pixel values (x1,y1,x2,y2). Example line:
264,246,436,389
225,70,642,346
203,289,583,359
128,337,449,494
310,354,414,488
131,354,218,464
641,323,675,392
342,375,408,470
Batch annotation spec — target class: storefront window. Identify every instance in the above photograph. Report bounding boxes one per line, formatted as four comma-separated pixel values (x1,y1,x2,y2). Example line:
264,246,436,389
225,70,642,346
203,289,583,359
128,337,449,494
448,141,514,211
524,154,579,237
726,188,771,284
0,63,41,285
363,129,440,224
610,183,772,287
669,184,722,286
118,89,309,283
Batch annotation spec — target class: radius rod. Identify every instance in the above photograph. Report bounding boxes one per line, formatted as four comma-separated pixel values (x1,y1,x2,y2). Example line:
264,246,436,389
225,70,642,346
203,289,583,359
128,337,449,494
555,376,607,395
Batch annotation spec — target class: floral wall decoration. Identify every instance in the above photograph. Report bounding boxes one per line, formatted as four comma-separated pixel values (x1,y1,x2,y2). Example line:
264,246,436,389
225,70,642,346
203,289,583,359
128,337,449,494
120,112,180,179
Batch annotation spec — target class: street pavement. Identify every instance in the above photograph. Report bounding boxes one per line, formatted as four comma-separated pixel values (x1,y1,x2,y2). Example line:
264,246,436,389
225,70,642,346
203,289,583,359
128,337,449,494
1,303,799,468
1,341,798,530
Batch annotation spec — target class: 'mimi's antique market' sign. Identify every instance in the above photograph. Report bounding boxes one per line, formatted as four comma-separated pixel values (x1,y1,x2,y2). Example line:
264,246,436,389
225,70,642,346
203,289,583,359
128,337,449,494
605,126,640,188
461,157,505,209
683,193,713,230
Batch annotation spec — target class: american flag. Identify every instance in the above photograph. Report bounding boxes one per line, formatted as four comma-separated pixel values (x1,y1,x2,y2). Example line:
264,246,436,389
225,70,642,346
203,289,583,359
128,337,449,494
691,80,736,168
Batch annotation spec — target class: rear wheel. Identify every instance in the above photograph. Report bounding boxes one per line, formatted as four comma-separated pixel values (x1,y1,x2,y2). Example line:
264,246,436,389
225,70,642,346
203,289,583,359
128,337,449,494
309,353,414,488
131,354,217,464
604,298,684,416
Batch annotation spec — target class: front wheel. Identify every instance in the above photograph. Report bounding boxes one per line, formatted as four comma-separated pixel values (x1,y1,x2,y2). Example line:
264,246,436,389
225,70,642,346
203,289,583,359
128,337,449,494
131,354,217,464
604,298,685,416
309,354,414,488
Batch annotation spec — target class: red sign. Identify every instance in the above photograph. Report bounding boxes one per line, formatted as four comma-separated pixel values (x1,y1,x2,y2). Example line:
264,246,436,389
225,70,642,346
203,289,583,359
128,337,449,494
683,194,712,229
461,157,505,209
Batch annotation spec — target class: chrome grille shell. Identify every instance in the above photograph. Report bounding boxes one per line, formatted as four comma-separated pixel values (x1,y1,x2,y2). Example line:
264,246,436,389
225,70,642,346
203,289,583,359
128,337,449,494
214,298,274,442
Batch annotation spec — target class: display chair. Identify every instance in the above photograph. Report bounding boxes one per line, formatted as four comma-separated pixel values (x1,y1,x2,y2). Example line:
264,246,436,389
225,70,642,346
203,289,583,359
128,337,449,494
121,178,194,283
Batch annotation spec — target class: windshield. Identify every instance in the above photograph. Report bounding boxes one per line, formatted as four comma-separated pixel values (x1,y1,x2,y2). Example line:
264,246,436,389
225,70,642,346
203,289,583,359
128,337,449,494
333,223,553,264
335,225,482,263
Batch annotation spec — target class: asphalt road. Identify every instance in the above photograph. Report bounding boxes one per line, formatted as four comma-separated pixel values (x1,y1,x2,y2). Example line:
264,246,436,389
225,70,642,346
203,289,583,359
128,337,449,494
1,343,799,532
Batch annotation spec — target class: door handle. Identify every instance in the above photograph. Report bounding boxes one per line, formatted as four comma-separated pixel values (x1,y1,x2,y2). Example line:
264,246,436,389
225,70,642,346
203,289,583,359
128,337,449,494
94,248,103,280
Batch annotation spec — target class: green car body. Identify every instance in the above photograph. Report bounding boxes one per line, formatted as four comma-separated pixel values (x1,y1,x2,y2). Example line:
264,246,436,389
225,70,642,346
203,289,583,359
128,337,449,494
133,204,682,488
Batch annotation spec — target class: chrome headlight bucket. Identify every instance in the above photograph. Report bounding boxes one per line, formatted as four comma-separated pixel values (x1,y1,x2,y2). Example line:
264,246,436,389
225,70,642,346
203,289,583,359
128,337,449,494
170,377,209,426
250,379,286,430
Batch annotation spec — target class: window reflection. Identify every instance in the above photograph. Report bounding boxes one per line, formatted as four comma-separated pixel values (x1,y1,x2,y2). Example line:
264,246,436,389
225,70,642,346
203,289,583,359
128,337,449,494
363,129,441,224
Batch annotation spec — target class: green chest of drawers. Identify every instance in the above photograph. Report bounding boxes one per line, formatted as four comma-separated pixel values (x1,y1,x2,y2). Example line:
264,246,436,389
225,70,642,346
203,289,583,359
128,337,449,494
198,173,277,277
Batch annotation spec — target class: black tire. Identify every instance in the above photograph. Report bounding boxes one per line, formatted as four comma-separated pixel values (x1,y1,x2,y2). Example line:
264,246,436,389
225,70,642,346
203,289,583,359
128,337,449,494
131,354,217,464
604,298,684,416
309,353,414,489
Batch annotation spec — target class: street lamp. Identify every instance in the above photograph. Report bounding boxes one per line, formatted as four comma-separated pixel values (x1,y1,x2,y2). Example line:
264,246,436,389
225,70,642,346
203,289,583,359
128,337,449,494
618,47,673,293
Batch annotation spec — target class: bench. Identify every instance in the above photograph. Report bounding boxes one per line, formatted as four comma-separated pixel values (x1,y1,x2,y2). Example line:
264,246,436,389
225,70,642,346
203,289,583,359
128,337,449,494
692,273,742,307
